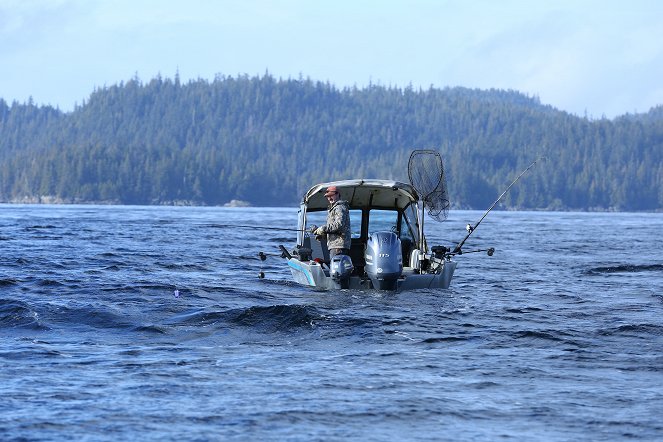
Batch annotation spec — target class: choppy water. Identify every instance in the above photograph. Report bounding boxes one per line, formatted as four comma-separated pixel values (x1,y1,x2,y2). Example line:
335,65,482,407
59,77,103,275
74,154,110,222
1,205,662,441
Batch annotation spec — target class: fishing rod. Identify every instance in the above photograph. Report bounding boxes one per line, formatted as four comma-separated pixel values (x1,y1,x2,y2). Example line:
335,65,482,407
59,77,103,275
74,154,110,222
446,247,495,257
209,223,304,232
453,157,544,254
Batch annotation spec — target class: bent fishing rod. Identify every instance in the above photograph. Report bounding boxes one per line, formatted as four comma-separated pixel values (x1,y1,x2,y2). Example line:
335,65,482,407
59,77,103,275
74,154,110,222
452,157,544,255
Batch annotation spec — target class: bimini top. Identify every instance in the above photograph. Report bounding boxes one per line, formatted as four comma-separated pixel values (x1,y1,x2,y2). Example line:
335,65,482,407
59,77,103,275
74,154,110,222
303,179,419,211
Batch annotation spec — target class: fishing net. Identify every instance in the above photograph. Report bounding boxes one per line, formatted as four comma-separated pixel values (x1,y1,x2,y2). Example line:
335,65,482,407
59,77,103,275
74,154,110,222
407,150,449,222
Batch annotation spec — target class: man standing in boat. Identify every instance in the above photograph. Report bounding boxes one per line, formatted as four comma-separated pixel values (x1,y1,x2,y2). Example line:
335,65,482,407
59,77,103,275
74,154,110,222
312,186,351,258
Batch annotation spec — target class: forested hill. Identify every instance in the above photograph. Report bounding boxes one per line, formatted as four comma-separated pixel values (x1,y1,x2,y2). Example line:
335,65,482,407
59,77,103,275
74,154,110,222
1,74,662,210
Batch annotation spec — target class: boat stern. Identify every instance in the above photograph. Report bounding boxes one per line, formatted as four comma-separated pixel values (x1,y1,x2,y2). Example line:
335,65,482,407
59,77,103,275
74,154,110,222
287,257,335,289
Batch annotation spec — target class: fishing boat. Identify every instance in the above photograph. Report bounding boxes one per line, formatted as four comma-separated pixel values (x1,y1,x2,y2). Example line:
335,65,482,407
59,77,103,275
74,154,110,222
279,178,457,291
272,150,538,291
278,150,465,291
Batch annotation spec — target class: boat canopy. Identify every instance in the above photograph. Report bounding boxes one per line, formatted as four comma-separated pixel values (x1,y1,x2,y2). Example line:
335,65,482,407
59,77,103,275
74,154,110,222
303,179,419,211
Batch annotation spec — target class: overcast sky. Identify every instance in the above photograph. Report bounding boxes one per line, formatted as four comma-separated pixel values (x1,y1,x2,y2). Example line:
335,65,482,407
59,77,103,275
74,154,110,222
1,0,662,118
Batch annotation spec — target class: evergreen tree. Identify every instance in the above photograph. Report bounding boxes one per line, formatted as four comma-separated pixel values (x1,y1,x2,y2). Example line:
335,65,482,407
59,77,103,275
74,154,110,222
0,74,662,210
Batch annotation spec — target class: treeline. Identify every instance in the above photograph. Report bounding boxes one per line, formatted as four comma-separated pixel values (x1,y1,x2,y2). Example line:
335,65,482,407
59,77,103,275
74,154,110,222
1,73,662,210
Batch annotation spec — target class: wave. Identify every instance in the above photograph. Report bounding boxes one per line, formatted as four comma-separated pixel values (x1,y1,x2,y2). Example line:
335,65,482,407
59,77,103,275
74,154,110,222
99,282,176,293
25,225,56,230
420,335,475,343
586,263,663,275
168,304,322,332
156,262,210,271
229,304,320,330
511,330,565,342
50,304,135,331
0,300,49,330
2,298,325,336
102,265,122,271
0,278,19,287
132,325,168,334
36,279,65,287
598,323,663,337
504,307,543,314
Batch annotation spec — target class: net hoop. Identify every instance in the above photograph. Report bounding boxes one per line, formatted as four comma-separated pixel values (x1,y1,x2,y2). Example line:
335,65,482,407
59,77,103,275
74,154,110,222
407,149,449,222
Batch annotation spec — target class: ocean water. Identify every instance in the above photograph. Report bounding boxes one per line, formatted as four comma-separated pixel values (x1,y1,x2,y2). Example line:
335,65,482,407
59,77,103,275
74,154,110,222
1,204,662,441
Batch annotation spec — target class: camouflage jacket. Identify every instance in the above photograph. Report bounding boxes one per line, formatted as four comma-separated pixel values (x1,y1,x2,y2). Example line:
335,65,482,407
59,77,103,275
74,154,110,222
322,200,351,250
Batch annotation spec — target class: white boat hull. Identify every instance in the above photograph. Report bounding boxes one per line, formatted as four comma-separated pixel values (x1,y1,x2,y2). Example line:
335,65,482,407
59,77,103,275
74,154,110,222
282,178,459,292
287,257,457,291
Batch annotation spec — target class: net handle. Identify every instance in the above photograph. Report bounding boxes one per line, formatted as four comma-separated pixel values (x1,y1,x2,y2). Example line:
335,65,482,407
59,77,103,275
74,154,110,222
408,149,446,250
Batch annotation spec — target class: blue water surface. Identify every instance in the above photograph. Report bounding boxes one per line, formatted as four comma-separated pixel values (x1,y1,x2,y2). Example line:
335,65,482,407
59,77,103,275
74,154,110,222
1,205,662,441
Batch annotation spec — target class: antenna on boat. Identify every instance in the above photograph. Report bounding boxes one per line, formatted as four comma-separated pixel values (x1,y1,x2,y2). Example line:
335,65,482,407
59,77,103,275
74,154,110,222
452,157,544,254
408,150,449,250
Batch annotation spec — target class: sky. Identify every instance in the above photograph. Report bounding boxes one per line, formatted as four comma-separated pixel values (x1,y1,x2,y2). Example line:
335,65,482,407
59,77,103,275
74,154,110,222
1,0,662,118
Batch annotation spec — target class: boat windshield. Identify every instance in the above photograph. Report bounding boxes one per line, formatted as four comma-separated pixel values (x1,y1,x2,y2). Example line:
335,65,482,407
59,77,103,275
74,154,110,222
305,209,362,239
300,204,420,247
368,209,417,245
368,210,398,235
402,203,421,246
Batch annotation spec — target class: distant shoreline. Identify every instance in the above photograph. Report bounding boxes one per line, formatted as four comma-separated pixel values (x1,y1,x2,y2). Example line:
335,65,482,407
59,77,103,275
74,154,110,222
1,200,660,213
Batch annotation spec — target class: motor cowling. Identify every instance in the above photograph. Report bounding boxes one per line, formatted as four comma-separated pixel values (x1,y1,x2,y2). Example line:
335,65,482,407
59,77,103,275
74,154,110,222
330,254,354,289
364,231,402,290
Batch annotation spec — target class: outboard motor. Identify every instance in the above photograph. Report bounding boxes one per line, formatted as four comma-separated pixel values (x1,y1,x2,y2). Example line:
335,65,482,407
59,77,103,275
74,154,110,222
364,231,402,290
330,254,354,289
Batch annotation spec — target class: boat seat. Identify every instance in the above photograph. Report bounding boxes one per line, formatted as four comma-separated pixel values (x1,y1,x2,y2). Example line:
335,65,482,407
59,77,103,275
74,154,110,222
401,238,414,266
308,234,330,263
349,238,365,275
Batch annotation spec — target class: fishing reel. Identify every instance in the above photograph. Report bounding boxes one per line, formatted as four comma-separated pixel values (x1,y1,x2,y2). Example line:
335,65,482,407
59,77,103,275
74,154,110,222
431,245,449,259
440,245,495,257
